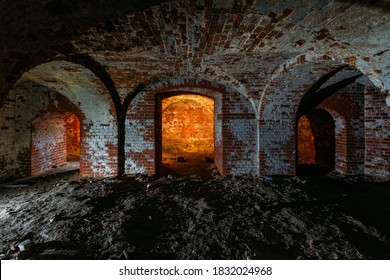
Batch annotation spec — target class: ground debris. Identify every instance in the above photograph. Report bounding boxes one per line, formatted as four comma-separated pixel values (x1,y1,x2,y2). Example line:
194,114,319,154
0,171,389,259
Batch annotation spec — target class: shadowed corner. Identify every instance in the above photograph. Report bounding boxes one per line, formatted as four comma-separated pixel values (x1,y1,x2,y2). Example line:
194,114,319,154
336,0,390,12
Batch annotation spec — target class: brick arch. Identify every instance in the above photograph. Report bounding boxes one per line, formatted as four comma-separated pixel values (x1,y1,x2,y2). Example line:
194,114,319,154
259,49,383,177
258,58,344,175
140,76,251,99
58,54,127,175
261,54,363,108
315,107,349,175
4,82,86,177
33,92,86,122
60,54,122,111
31,111,78,176
262,51,386,102
125,77,258,176
16,60,119,177
317,91,360,119
29,92,86,176
155,93,215,177
315,84,366,175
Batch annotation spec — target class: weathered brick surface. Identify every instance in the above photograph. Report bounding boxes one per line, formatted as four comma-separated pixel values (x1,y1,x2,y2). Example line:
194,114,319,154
0,70,118,178
0,94,19,178
67,1,390,104
125,78,257,176
364,87,390,178
318,83,365,175
80,123,118,177
259,60,341,175
0,81,83,177
31,113,68,176
22,61,119,178
1,1,390,180
220,86,257,175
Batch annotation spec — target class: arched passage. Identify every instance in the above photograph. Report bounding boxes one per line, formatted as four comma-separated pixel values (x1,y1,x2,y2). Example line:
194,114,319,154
31,112,81,176
19,60,119,177
259,59,342,176
156,94,215,177
2,82,86,177
125,77,258,177
297,109,335,175
259,56,378,177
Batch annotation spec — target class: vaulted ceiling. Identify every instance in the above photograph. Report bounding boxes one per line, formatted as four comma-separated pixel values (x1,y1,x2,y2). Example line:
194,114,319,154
1,0,390,105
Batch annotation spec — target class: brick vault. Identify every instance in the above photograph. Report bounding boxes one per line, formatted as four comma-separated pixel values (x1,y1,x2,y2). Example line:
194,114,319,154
1,0,390,179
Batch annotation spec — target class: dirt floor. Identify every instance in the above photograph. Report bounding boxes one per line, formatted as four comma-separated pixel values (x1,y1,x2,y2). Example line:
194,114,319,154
0,166,389,260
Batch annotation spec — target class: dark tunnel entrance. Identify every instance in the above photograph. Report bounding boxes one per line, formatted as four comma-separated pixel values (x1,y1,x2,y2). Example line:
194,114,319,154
297,109,335,175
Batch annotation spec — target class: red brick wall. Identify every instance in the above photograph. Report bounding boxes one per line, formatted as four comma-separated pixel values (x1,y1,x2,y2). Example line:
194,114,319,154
29,94,84,176
1,59,389,180
364,86,390,178
31,114,68,176
30,112,82,176
317,84,365,175
0,81,89,177
125,78,258,176
20,61,119,178
259,61,339,175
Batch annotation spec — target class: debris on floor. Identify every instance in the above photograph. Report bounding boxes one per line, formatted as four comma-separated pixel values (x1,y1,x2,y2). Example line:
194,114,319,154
0,171,389,260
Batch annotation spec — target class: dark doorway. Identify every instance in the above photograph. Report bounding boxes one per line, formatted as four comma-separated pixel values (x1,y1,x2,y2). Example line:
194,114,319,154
297,109,335,175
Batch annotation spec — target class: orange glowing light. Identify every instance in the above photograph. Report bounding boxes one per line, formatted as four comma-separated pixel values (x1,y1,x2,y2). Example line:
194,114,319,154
161,94,214,164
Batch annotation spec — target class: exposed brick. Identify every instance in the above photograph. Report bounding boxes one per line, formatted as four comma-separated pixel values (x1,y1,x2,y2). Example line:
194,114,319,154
1,1,390,180
125,78,257,176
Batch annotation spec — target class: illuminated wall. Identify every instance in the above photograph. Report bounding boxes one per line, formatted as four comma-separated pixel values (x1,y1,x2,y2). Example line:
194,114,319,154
161,94,214,163
298,116,316,165
31,113,68,176
66,113,81,161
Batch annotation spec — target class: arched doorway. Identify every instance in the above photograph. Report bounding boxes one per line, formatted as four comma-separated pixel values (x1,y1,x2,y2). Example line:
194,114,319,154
156,94,215,177
21,60,119,178
297,109,335,175
31,112,81,176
